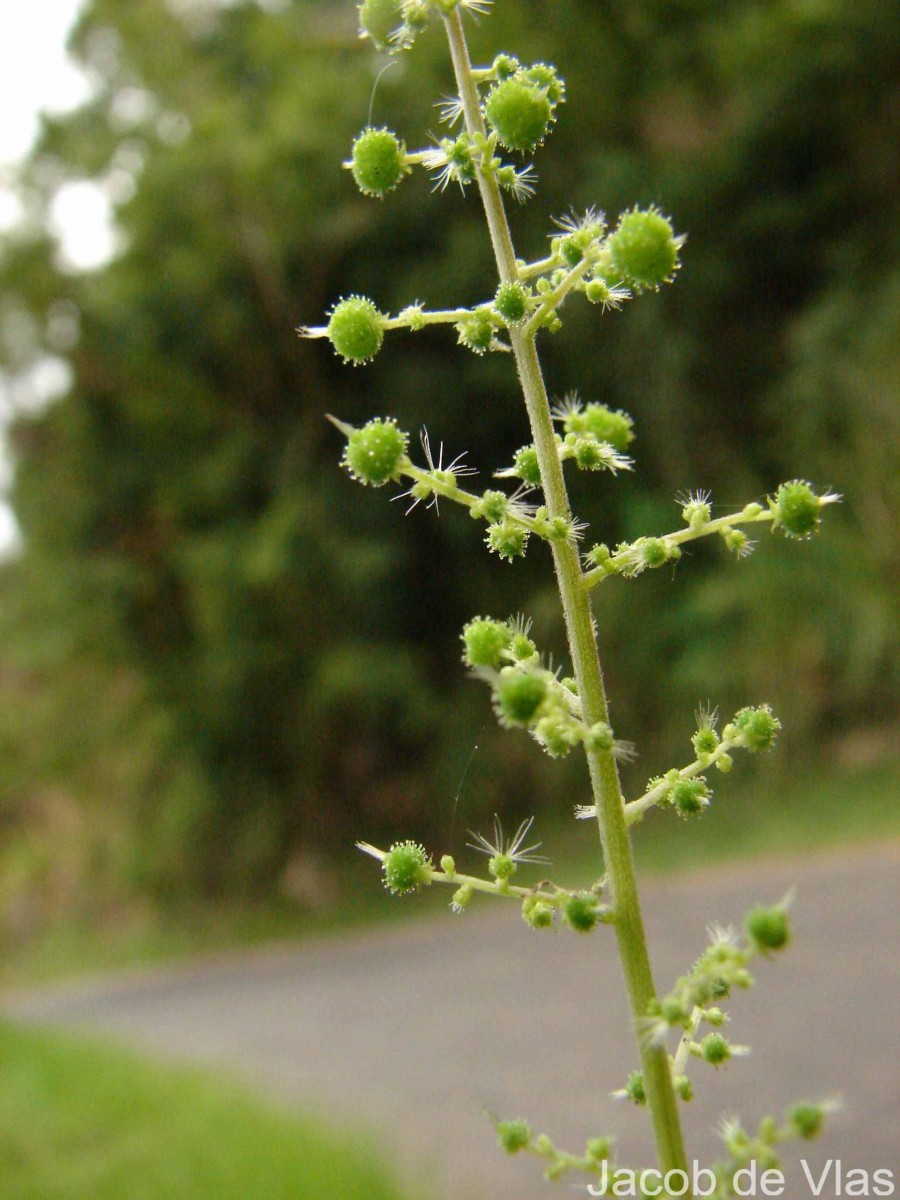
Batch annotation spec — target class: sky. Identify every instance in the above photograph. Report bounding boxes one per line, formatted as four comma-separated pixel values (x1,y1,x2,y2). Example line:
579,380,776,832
0,0,93,554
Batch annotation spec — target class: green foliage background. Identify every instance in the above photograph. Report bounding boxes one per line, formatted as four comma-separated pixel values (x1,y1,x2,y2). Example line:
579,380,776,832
0,0,896,928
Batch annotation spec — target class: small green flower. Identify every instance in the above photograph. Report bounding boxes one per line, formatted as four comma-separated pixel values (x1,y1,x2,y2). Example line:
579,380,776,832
496,1118,532,1153
619,1070,646,1105
326,295,386,364
456,309,497,354
670,776,711,817
734,704,781,752
563,892,600,933
350,127,410,198
468,815,549,883
486,520,530,561
462,616,512,668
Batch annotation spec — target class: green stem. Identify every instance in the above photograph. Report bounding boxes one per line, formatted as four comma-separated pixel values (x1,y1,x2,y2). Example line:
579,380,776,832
443,7,690,1181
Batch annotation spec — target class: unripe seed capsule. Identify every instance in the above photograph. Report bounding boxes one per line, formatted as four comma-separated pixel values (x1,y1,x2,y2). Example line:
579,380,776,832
494,280,531,326
511,444,542,485
701,1033,731,1065
485,79,553,152
746,904,790,952
789,1103,825,1139
327,296,386,364
382,841,432,894
343,417,408,486
773,480,823,538
608,207,681,291
350,127,409,198
358,0,403,49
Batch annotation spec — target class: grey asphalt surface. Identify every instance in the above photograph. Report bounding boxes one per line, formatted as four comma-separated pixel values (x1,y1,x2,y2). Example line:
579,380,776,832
4,845,898,1199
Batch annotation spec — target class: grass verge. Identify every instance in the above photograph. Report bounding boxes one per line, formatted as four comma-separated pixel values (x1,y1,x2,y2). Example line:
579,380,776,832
0,1020,409,1200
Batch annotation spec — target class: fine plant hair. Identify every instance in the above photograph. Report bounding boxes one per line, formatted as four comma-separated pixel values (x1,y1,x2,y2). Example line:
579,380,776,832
302,1,839,1193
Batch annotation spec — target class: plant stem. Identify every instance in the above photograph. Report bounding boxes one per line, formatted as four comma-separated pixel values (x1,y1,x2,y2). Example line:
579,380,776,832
443,8,690,1180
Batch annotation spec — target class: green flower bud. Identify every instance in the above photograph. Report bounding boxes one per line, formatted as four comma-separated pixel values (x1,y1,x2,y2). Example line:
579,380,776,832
715,752,733,773
585,722,614,752
701,1033,731,1065
523,63,565,106
586,1137,611,1163
496,670,546,726
533,714,577,758
692,726,719,756
494,280,532,326
382,841,432,894
608,206,681,291
343,417,409,485
582,403,634,452
357,0,403,50
788,1103,825,1139
640,537,669,569
563,892,599,933
624,1070,646,1105
523,899,554,929
450,883,473,912
350,127,410,198
674,1074,693,1102
745,904,790,953
671,776,711,817
327,295,386,364
509,632,537,660
511,444,542,486
771,480,826,539
486,520,530,561
497,1119,531,1153
660,995,688,1025
471,489,508,523
439,854,456,876
462,617,512,669
735,705,781,752
456,309,496,354
492,54,520,80
489,852,515,881
485,79,553,151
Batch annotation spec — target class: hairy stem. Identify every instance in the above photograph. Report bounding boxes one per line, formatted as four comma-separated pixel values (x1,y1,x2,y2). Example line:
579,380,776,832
443,7,690,1179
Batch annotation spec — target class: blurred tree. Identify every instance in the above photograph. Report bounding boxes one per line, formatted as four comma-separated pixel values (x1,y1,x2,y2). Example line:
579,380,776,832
0,0,895,915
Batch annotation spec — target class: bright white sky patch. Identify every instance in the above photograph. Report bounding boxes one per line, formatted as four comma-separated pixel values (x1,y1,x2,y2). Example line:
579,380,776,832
0,0,90,165
0,0,88,555
50,180,117,271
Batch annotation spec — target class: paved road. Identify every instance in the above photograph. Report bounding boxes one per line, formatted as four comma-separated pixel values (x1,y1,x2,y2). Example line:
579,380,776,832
4,846,898,1199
